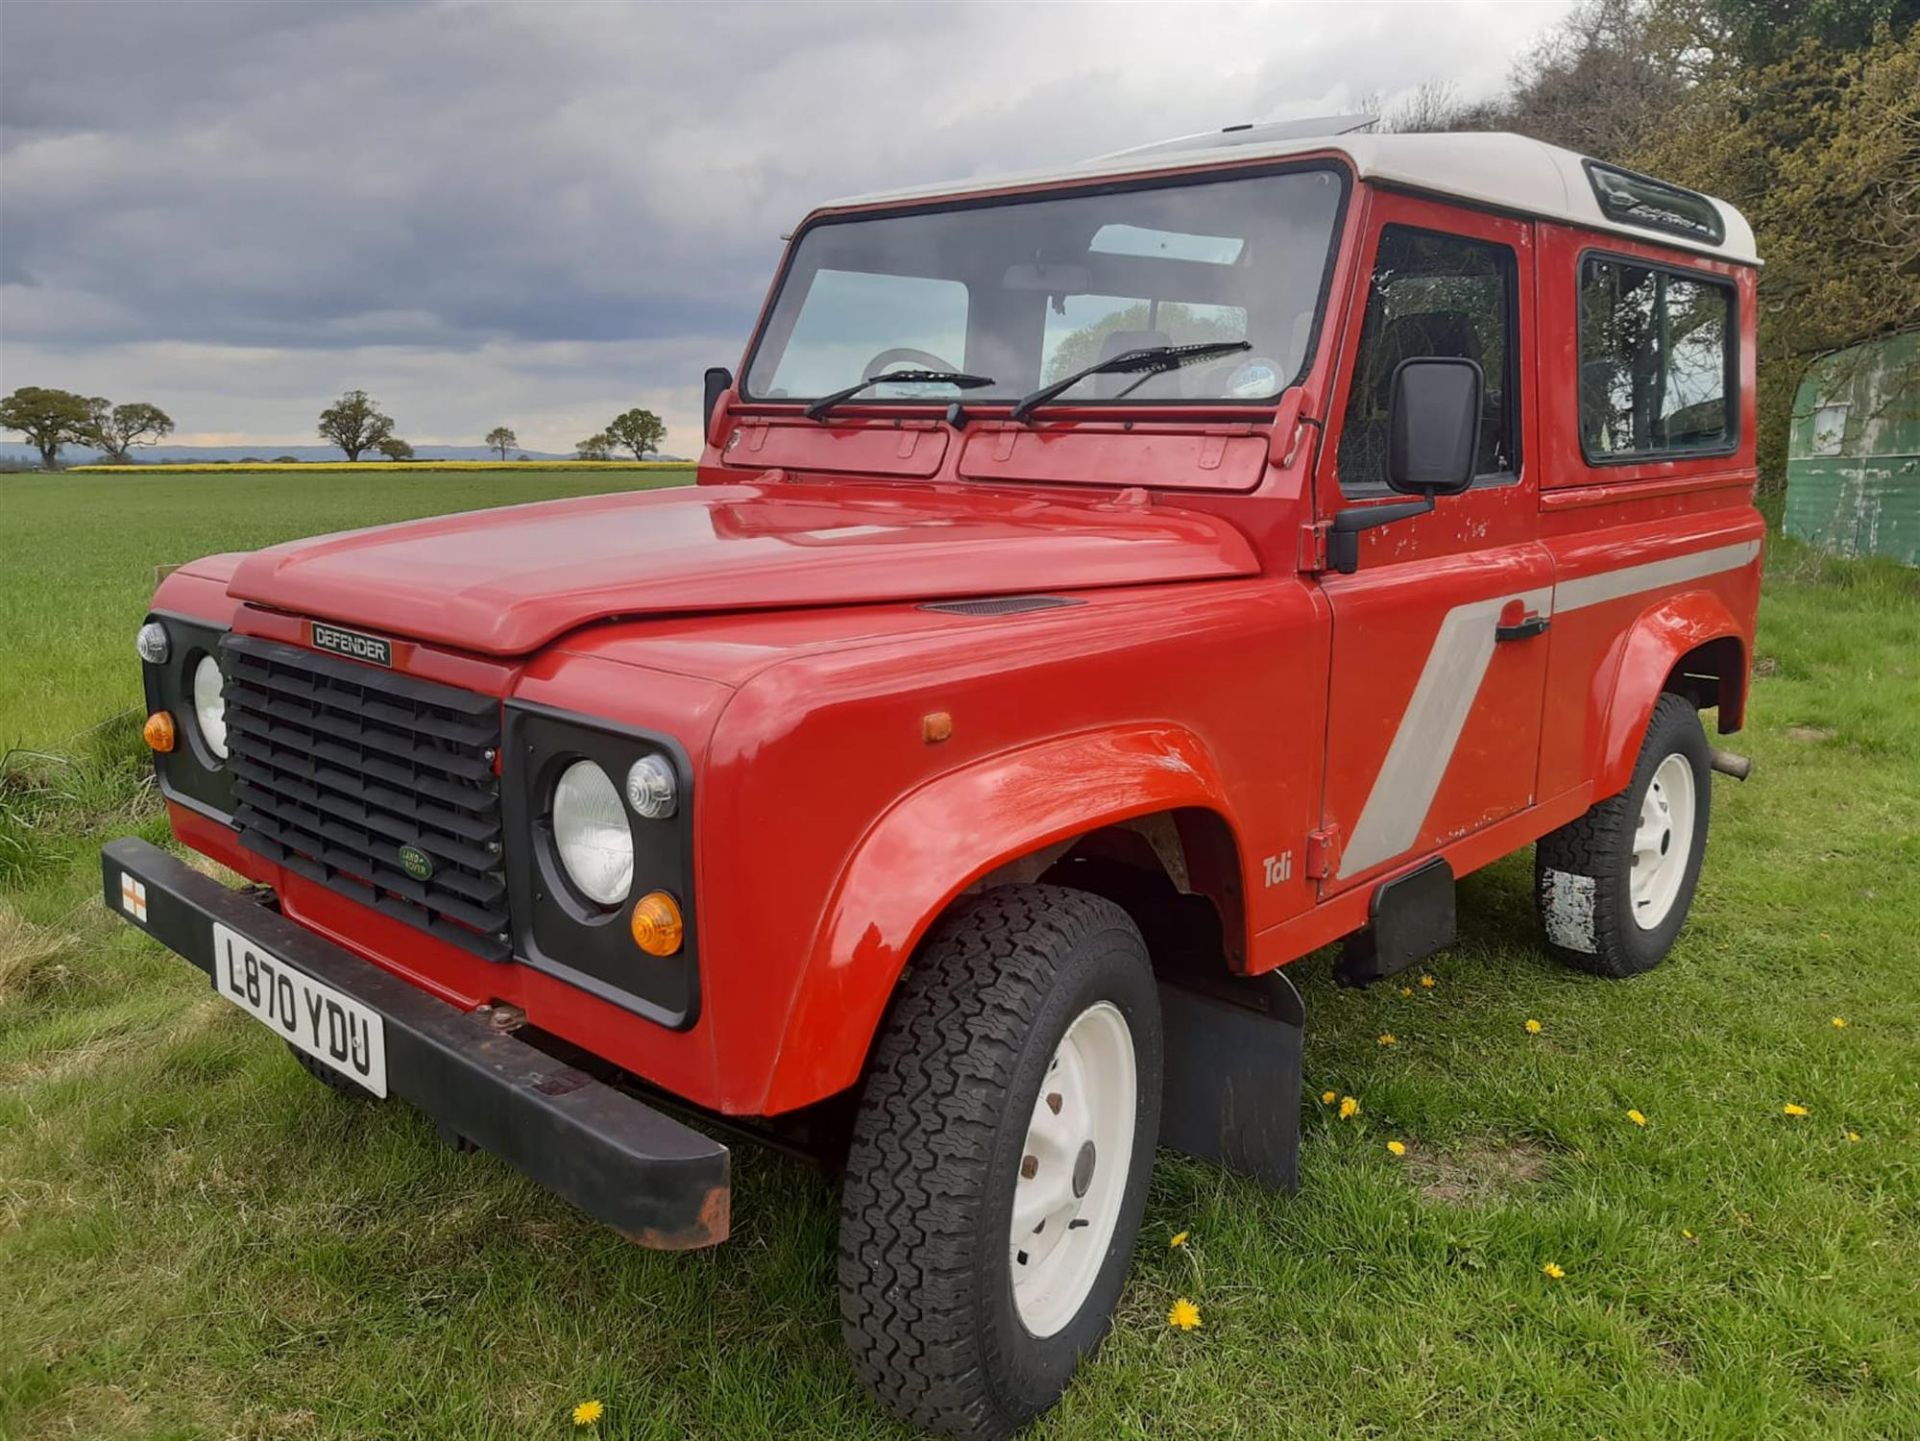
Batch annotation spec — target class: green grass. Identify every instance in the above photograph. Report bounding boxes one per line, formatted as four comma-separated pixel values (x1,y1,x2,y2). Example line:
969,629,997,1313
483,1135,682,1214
0,469,692,749
2,474,1917,1439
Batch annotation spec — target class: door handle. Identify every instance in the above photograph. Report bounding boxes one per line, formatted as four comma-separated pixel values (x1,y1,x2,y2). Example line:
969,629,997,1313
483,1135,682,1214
1496,613,1550,642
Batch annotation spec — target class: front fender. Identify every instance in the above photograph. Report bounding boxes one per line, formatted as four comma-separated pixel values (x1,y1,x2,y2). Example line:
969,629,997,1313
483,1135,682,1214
1593,590,1746,798
757,724,1239,1115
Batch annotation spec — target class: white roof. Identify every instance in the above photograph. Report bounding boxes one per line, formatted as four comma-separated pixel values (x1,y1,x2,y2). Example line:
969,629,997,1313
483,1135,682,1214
817,130,1758,266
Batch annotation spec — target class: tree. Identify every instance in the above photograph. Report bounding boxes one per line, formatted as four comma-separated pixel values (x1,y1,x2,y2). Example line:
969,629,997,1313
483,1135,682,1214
576,433,614,461
375,437,415,461
605,407,666,460
484,426,517,461
316,389,395,461
0,386,95,468
82,399,175,464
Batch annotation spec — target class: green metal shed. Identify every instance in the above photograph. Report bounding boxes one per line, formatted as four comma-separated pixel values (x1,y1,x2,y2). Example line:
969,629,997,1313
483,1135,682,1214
1784,329,1920,565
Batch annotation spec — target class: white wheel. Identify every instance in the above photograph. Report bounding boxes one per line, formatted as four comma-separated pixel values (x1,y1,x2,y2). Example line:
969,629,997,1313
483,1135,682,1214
1009,1000,1136,1338
1629,752,1696,930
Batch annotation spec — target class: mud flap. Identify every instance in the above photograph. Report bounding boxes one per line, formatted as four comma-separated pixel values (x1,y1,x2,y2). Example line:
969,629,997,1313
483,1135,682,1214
1337,858,1456,987
1156,968,1304,1192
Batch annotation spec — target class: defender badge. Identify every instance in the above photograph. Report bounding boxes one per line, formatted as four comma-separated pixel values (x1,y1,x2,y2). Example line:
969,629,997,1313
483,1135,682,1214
310,621,393,667
397,844,435,882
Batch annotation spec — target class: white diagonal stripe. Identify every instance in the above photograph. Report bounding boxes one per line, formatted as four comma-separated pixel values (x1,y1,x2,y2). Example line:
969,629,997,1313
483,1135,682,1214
1338,587,1551,879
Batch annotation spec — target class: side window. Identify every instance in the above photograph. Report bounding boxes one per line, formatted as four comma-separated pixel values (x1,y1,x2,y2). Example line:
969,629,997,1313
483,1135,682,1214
1337,226,1518,496
1579,258,1734,459
756,269,969,399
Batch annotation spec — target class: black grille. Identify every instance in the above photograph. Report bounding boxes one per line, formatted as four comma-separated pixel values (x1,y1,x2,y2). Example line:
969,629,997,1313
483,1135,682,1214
221,633,510,961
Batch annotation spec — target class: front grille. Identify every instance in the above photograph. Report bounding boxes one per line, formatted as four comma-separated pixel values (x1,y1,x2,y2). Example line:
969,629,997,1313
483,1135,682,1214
221,633,510,961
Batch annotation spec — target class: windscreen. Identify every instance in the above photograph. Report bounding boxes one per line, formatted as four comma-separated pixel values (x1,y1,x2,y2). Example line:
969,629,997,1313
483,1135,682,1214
745,167,1346,407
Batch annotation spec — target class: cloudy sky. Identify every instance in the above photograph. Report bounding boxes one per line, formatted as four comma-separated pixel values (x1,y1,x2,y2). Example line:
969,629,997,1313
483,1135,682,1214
0,0,1574,457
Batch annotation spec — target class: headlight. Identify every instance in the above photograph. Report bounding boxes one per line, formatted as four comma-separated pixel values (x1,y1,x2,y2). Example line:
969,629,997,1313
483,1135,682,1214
552,759,633,906
625,754,678,819
136,621,170,664
192,654,228,759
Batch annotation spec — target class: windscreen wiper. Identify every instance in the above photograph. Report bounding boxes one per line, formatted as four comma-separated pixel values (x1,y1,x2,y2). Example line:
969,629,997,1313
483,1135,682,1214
1007,340,1251,424
805,369,996,422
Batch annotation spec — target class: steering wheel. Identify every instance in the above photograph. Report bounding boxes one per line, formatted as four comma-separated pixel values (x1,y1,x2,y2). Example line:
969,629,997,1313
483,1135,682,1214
862,347,959,380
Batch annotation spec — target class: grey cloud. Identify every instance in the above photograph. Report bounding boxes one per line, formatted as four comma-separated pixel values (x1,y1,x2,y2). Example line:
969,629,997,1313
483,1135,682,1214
0,0,1572,454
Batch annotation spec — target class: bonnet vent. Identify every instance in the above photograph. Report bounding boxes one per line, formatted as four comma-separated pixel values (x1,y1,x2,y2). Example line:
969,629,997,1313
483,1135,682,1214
920,595,1084,617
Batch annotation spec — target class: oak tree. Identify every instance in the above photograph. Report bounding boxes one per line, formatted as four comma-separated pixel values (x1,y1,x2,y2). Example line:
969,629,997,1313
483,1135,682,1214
605,407,666,461
317,389,395,461
84,399,175,463
0,386,96,468
485,426,517,461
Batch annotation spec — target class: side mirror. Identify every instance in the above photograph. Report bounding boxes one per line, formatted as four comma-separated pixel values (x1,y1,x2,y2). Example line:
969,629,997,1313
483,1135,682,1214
703,366,733,433
1387,356,1482,496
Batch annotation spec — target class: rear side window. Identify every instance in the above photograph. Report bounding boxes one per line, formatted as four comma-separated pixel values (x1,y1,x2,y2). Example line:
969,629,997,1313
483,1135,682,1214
1579,257,1735,460
1338,225,1519,495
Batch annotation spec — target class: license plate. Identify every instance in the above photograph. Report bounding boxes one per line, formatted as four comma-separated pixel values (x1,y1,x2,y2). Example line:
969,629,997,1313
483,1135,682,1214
211,922,388,1097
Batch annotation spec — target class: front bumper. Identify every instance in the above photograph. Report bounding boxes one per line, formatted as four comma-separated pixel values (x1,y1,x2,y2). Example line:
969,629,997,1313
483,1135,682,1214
100,837,730,1249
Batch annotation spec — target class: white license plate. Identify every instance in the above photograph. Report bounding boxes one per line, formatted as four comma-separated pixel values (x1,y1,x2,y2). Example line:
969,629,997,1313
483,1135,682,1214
211,922,388,1097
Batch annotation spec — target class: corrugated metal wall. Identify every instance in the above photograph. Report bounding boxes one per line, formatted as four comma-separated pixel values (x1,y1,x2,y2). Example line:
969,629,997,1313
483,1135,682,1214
1784,330,1920,565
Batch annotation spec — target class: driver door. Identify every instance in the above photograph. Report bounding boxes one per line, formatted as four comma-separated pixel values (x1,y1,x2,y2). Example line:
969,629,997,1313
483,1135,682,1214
1312,193,1553,896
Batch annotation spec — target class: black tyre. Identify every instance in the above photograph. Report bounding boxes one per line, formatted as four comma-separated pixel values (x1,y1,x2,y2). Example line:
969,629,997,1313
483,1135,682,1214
285,1041,378,1098
839,885,1163,1441
1535,692,1712,977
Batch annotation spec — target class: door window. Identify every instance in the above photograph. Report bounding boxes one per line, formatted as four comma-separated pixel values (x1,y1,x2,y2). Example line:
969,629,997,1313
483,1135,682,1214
1337,226,1519,495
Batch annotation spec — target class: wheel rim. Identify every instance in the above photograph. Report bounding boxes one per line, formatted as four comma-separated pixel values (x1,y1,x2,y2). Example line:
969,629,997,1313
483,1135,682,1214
1630,752,1696,931
1009,1000,1136,1338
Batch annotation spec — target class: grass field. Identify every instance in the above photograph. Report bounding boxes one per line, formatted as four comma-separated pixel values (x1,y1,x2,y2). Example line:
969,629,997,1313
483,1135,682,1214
2,470,1917,1440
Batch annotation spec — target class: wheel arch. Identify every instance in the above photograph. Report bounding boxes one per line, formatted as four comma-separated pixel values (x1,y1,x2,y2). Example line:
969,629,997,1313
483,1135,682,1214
1594,589,1748,799
755,724,1248,1115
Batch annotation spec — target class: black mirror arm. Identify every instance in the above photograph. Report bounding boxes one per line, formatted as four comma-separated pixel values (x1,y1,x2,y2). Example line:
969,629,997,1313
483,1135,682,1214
1326,495,1435,574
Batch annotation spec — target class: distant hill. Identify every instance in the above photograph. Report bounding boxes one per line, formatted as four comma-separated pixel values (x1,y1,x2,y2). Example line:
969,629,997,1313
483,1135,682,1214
1,444,687,467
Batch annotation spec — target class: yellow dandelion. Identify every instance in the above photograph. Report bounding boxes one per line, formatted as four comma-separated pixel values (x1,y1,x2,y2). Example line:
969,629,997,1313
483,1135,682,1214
1541,1261,1565,1280
1400,986,1413,997
1386,1140,1407,1156
1846,1131,1861,1143
1321,1090,1338,1105
1419,974,1437,989
1169,1231,1189,1248
1339,1095,1360,1120
1783,1103,1810,1118
1378,1033,1398,1047
1627,1109,1648,1127
1167,1297,1202,1331
1831,1016,1848,1029
572,1399,605,1427
1525,1018,1542,1035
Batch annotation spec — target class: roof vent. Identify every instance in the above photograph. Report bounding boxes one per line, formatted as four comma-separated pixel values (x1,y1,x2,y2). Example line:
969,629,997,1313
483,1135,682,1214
1096,114,1375,162
920,595,1084,617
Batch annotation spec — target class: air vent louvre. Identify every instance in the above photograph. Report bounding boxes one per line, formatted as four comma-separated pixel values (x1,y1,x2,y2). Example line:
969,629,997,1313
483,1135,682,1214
920,595,1084,617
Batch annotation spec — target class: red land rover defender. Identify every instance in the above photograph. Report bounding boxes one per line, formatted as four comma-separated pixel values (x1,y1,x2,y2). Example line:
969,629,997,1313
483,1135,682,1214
107,124,1762,1438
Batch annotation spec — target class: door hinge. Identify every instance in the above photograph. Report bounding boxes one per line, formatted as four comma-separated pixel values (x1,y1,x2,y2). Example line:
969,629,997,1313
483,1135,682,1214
1298,521,1330,574
1305,825,1342,880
